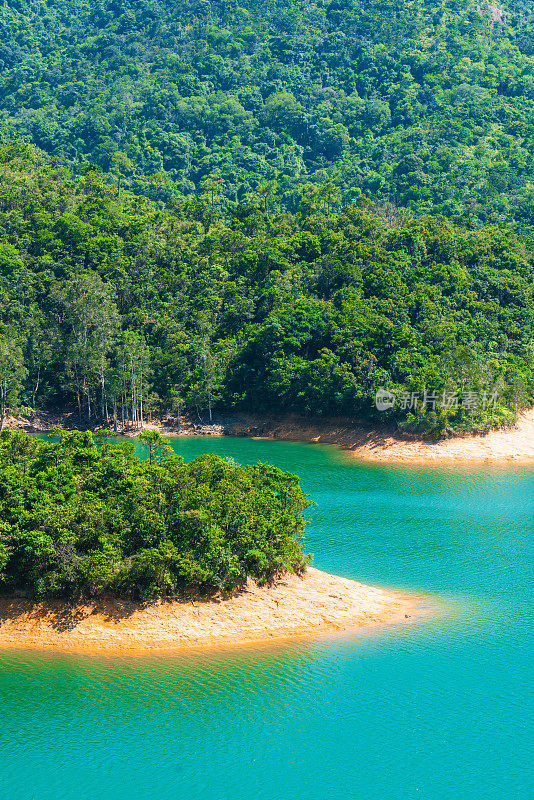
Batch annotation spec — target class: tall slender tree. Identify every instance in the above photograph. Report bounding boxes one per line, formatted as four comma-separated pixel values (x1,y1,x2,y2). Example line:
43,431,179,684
0,336,27,430
54,273,119,422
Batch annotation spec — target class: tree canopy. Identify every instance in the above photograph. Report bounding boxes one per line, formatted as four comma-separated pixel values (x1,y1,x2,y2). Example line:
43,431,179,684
0,142,533,434
0,0,533,230
0,429,310,600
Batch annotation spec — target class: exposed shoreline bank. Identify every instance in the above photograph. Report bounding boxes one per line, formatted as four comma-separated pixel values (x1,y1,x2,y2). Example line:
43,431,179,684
0,568,423,654
9,407,534,465
229,411,534,465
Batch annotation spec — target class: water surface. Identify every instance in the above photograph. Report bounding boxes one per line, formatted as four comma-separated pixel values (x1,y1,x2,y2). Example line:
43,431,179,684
0,437,532,799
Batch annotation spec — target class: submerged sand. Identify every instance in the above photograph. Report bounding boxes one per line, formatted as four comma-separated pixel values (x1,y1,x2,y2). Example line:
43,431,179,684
0,568,419,654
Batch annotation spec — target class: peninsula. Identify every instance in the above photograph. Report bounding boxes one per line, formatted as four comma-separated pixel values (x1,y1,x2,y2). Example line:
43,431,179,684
0,428,420,652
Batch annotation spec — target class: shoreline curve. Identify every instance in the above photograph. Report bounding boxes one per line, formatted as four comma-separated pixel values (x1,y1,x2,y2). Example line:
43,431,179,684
226,411,534,465
9,408,534,465
0,568,424,654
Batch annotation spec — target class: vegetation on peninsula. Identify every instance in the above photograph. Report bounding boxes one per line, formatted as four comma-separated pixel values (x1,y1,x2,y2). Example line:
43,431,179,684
0,429,310,600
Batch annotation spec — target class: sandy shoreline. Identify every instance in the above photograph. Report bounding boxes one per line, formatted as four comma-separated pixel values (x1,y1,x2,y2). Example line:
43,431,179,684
234,410,534,465
9,408,534,465
0,568,422,654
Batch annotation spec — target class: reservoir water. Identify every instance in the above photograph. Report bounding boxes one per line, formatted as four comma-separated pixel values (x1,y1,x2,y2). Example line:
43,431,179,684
0,437,532,799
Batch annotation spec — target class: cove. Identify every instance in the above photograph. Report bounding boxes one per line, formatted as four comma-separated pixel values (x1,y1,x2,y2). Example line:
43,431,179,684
0,436,532,799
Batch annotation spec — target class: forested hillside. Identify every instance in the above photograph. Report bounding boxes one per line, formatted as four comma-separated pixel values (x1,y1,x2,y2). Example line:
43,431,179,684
0,142,532,434
0,0,533,228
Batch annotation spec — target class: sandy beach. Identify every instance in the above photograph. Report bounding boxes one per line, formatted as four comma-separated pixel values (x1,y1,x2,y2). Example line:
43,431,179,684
227,410,534,465
0,568,420,653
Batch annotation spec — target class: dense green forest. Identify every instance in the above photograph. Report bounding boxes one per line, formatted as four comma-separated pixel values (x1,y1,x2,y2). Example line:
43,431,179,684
0,0,533,229
0,428,310,599
2,0,532,605
0,142,533,434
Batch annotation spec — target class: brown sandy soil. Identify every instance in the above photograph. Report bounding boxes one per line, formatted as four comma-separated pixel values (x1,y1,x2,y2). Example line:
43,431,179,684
4,409,224,437
8,408,534,464
226,411,534,465
0,568,421,654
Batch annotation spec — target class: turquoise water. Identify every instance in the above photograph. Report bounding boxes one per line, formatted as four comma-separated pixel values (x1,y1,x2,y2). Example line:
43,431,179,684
1,437,532,799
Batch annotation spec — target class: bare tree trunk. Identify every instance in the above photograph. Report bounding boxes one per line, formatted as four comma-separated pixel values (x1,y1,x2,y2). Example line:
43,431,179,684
139,371,144,428
100,364,105,421
32,365,41,409
130,358,136,428
121,373,126,428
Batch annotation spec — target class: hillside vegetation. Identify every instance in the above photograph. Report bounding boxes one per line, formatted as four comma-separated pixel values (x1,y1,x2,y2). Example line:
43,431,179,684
0,0,533,228
0,143,533,434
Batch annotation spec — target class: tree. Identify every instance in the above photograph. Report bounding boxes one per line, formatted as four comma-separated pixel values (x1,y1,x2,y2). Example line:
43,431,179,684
25,309,55,411
318,183,341,214
54,273,120,422
116,331,151,429
187,338,224,423
111,151,134,195
0,336,27,430
148,171,172,206
138,430,169,464
256,181,278,214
